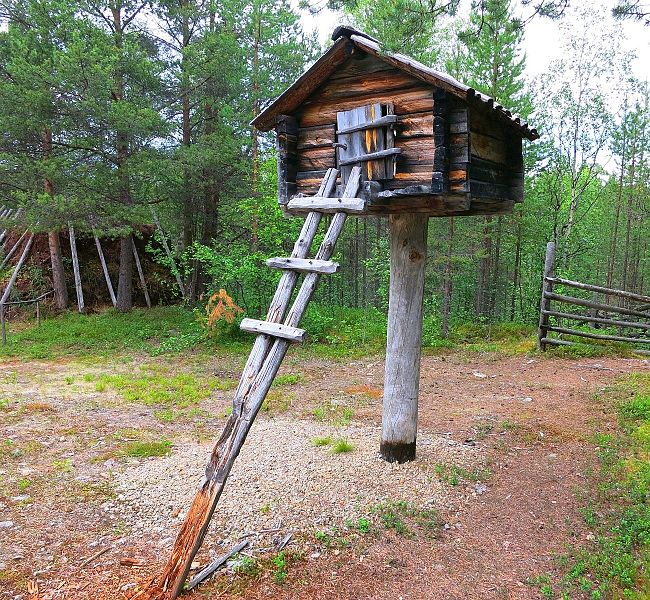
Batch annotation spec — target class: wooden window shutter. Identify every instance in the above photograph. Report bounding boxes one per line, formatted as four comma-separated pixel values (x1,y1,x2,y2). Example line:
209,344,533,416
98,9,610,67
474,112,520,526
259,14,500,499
335,103,401,184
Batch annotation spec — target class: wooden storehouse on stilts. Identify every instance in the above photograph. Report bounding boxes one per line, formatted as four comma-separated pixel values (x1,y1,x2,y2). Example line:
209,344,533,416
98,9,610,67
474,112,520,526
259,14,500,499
140,25,538,600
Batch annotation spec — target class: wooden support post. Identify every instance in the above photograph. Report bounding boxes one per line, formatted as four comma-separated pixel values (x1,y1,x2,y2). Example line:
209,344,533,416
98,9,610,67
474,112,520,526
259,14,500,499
36,301,41,326
537,241,556,351
131,239,151,308
94,235,116,307
68,225,84,314
1,305,5,345
380,213,428,463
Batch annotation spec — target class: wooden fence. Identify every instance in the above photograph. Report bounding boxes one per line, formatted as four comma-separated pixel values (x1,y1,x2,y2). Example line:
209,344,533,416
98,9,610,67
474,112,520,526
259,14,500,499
538,241,650,355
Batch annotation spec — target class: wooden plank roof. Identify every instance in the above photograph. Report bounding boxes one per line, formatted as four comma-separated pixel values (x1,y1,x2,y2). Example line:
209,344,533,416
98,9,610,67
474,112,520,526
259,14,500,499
251,25,539,141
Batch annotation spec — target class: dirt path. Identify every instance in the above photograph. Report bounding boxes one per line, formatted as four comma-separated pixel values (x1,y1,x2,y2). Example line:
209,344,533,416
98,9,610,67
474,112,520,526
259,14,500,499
0,351,647,599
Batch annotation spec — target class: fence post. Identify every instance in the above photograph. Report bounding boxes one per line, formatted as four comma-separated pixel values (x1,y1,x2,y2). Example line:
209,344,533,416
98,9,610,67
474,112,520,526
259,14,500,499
537,241,556,351
36,301,41,326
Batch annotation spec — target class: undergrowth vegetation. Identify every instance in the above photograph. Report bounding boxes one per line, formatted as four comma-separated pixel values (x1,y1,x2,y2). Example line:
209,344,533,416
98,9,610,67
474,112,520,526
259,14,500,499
0,305,640,362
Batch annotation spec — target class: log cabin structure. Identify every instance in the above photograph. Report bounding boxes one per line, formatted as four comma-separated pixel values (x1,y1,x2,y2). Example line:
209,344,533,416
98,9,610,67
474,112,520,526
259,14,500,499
252,26,538,217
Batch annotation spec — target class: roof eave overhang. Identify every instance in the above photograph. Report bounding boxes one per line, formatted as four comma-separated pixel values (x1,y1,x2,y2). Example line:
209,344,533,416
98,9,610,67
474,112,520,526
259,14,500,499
252,31,539,141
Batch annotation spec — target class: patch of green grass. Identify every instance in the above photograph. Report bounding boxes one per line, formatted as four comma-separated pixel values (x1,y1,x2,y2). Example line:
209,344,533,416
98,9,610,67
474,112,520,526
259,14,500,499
311,436,332,447
17,478,30,491
312,400,354,425
64,376,74,385
96,370,216,409
434,463,491,486
373,501,413,537
547,372,650,599
272,373,303,387
123,439,171,458
233,555,260,577
271,551,288,584
52,458,73,473
331,438,354,454
0,306,209,360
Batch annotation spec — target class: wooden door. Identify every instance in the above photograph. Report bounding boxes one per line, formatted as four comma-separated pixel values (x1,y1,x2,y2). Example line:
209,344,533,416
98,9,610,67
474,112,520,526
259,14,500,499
336,103,400,185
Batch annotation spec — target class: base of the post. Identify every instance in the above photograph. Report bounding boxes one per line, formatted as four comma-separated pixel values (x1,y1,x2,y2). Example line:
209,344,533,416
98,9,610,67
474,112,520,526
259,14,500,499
379,440,416,463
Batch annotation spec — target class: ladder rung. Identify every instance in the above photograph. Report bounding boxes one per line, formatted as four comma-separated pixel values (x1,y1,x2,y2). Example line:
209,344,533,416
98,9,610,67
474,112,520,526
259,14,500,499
239,318,306,343
287,196,366,214
266,257,339,274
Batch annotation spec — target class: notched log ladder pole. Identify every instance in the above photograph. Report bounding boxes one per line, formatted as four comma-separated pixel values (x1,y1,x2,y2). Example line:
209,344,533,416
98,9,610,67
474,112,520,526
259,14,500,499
137,167,364,599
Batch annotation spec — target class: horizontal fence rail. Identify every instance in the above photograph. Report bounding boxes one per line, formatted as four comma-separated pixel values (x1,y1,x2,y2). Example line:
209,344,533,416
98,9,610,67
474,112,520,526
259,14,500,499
537,241,649,356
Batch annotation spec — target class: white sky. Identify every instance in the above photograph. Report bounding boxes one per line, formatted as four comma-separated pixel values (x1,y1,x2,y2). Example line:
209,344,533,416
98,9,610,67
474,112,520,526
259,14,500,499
297,0,650,82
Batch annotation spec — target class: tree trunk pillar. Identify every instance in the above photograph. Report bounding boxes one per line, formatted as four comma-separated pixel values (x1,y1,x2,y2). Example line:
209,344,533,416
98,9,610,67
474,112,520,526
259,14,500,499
380,213,428,463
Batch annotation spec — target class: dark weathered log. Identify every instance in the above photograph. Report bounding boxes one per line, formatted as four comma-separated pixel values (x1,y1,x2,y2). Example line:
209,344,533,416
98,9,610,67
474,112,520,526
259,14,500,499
297,125,336,150
315,69,421,103
547,326,649,345
469,179,513,201
545,292,650,320
545,277,650,304
276,115,299,205
542,310,649,331
298,145,334,173
299,87,434,127
398,112,434,138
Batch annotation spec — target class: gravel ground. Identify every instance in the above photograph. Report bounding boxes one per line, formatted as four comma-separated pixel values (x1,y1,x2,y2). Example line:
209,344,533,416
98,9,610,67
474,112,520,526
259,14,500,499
104,417,480,554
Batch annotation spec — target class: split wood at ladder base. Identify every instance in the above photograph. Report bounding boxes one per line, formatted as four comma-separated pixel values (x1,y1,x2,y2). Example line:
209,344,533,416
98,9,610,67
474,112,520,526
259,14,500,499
381,213,428,463
137,167,357,599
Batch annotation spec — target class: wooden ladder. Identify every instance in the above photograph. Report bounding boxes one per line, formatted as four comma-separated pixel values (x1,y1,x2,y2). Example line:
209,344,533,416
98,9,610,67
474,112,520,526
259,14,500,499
142,167,364,599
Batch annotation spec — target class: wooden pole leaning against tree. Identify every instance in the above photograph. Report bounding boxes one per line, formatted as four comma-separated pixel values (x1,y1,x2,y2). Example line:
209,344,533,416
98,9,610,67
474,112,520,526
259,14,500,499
131,238,151,308
94,235,116,307
150,208,185,300
0,234,34,345
1,231,28,269
68,224,84,314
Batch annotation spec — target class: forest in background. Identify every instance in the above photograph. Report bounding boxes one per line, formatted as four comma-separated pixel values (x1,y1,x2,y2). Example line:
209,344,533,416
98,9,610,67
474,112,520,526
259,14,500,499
0,0,648,336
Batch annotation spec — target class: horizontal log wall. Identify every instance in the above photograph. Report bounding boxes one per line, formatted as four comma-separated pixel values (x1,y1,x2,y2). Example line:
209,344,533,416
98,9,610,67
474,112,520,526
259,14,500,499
468,104,523,210
295,54,435,195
